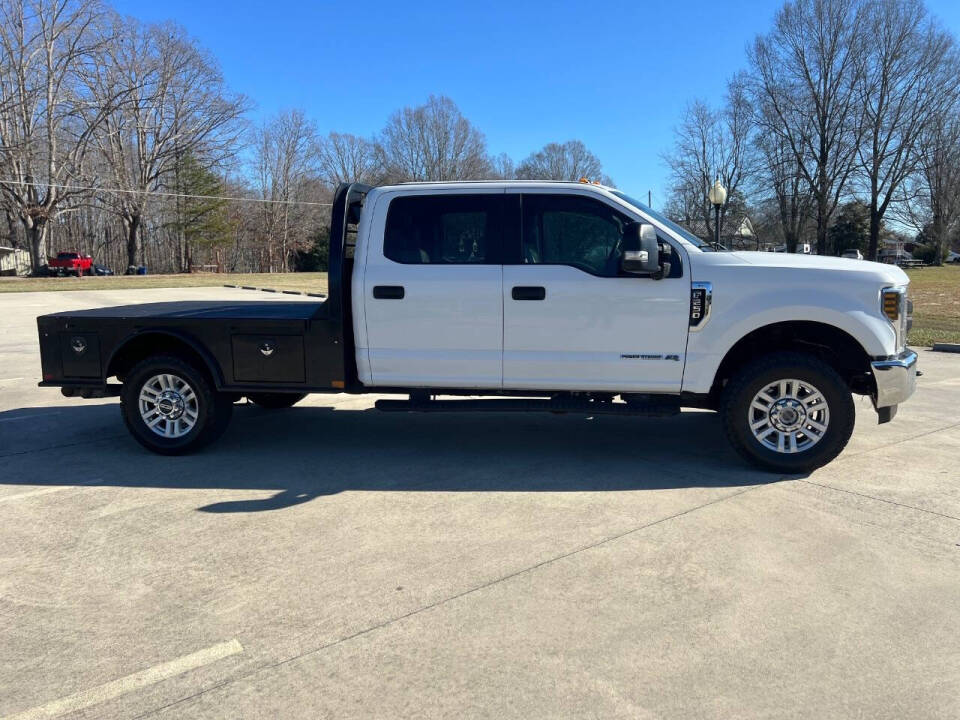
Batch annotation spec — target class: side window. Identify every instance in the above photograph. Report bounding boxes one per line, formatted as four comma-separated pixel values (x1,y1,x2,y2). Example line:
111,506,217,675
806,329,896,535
521,194,629,276
384,194,502,264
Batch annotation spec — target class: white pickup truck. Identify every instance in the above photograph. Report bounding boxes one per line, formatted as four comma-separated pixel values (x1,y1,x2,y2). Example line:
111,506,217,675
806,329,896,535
37,181,918,472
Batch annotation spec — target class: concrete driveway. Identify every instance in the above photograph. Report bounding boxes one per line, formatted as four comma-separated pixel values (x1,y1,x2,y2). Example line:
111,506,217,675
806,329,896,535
1,287,958,719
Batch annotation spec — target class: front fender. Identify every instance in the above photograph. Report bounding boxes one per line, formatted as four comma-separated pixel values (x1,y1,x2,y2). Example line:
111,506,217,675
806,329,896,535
682,286,895,394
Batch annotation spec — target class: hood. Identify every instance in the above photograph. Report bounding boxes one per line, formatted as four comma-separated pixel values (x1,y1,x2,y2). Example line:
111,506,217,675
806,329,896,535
725,251,909,286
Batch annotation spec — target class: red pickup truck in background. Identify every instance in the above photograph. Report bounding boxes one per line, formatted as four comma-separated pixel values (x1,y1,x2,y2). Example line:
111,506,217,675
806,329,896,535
47,252,93,276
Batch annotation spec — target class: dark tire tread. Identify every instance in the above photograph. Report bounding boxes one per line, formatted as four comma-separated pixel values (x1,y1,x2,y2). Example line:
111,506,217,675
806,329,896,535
120,354,232,455
720,351,855,474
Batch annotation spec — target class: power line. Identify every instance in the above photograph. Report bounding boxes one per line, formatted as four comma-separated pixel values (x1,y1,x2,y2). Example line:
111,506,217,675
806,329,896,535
0,178,334,207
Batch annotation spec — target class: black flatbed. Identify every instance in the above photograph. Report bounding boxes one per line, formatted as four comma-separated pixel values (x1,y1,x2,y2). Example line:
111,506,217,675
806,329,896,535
45,300,324,321
37,183,370,396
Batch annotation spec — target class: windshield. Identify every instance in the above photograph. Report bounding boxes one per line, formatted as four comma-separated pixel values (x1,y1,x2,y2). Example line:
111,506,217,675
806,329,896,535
610,191,712,250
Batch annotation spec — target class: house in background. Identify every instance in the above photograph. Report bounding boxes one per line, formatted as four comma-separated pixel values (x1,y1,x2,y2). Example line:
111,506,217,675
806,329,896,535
878,236,914,265
682,215,775,251
0,246,30,276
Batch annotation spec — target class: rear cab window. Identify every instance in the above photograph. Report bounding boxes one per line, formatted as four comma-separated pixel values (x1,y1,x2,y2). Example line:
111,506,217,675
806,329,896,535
384,194,503,264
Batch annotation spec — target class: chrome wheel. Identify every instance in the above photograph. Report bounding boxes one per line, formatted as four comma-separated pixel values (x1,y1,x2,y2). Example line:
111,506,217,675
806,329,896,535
138,373,199,439
748,378,830,454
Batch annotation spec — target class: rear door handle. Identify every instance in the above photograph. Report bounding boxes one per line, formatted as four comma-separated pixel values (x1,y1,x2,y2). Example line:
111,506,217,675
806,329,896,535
373,285,405,299
511,286,546,301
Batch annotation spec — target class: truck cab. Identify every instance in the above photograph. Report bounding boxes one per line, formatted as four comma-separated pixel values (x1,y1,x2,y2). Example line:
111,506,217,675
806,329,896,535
354,183,689,392
36,181,918,473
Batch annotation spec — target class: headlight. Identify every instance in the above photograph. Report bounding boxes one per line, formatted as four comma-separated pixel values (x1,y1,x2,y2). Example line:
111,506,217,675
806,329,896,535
881,287,908,350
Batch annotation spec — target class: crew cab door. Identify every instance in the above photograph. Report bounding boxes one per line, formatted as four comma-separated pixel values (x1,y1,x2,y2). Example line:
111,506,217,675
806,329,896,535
502,191,690,392
361,191,504,388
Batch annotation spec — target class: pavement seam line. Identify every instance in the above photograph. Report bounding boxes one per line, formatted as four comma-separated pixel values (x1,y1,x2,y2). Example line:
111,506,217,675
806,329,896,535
835,419,960,462
0,434,126,459
134,484,763,718
797,479,960,523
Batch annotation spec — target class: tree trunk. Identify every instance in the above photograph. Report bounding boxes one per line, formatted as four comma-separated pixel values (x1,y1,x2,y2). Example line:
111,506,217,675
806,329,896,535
867,204,881,262
932,217,945,267
816,198,828,255
124,214,141,270
4,210,18,248
25,219,49,274
784,229,798,254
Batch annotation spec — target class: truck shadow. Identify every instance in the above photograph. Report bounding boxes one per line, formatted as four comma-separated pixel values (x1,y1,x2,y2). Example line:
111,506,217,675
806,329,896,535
0,402,793,513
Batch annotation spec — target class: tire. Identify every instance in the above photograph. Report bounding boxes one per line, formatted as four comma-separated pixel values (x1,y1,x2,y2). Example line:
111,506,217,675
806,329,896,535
121,354,233,455
720,351,855,474
246,392,307,409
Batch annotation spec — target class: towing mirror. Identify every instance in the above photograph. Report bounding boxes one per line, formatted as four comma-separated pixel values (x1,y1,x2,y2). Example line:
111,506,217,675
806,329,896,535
621,222,661,275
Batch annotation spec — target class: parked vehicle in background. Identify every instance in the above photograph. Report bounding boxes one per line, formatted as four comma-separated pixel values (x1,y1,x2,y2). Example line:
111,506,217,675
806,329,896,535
36,181,918,473
841,249,863,260
92,264,114,276
47,252,93,276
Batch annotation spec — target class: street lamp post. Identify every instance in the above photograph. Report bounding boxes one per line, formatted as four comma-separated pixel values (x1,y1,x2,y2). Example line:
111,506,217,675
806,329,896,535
708,178,727,249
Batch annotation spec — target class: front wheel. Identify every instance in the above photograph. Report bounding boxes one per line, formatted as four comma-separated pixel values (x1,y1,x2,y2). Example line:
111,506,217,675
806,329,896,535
720,351,855,473
121,354,233,455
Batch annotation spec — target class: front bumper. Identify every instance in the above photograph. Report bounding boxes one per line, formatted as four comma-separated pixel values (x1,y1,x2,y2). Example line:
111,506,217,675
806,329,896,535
871,349,918,409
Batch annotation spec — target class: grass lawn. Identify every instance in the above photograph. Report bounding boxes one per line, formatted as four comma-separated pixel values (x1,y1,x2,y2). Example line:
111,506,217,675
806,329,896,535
905,264,960,347
0,271,328,295
3,265,956,346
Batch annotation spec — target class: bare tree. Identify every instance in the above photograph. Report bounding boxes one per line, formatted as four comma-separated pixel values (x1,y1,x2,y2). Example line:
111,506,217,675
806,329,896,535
663,77,754,241
898,109,960,264
89,17,247,270
752,108,813,252
516,140,610,184
376,95,491,182
0,0,116,272
489,152,515,179
252,109,319,272
750,0,867,255
857,0,958,260
315,131,379,189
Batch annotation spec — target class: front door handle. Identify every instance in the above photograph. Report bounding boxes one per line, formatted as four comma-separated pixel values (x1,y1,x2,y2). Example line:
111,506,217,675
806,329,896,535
373,285,405,299
512,286,546,301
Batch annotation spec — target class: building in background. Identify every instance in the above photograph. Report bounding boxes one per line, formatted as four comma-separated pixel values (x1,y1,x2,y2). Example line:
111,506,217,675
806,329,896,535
0,246,30,276
682,216,774,251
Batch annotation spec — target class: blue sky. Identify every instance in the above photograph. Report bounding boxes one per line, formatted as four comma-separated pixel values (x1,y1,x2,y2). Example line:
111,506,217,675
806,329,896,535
114,0,960,207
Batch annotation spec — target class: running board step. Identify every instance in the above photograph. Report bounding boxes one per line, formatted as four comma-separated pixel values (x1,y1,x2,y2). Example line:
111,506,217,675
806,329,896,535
374,398,680,416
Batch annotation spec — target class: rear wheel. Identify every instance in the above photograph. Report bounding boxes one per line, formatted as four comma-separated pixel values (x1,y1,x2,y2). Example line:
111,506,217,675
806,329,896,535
246,392,307,409
121,354,233,455
720,351,855,473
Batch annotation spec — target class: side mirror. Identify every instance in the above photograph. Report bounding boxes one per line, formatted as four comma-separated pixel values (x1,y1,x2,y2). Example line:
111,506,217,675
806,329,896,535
621,222,662,275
